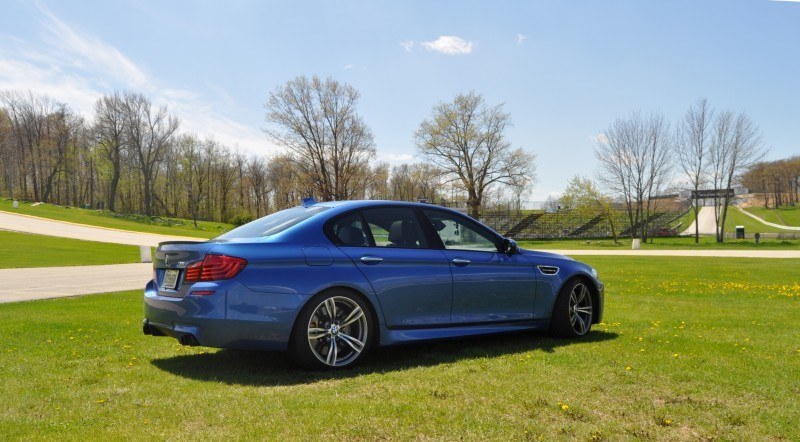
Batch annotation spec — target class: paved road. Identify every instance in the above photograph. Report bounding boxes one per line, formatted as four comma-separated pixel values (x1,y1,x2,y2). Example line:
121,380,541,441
681,206,718,235
0,263,151,303
0,210,205,247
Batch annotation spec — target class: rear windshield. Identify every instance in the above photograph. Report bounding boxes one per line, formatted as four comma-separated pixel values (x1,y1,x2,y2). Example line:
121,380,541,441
215,206,329,239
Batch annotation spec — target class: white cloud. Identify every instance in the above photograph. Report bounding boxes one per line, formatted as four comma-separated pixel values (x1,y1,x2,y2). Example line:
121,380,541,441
344,64,354,70
377,151,414,164
420,36,473,55
399,40,414,52
36,3,149,89
0,4,275,157
516,33,529,45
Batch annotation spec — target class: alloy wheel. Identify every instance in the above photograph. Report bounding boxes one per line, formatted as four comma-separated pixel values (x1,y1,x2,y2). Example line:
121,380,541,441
568,282,593,336
306,296,368,367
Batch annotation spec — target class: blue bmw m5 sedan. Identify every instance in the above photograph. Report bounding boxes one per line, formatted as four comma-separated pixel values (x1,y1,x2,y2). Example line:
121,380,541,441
143,200,604,369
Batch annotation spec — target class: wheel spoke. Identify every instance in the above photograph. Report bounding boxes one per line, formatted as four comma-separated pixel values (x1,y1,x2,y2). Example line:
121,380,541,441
338,332,365,353
570,311,577,325
569,291,578,306
308,327,328,340
341,306,364,327
575,314,586,334
574,285,585,304
325,298,337,319
326,338,338,365
575,306,592,315
581,285,590,303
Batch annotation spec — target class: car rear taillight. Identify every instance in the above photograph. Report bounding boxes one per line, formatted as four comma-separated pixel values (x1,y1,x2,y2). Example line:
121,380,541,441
184,254,247,282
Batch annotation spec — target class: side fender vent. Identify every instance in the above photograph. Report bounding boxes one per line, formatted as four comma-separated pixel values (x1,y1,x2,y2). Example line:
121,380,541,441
537,265,559,276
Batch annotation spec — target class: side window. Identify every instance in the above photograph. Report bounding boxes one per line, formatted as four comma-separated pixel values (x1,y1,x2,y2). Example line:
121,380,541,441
422,209,498,252
362,208,429,249
329,212,369,247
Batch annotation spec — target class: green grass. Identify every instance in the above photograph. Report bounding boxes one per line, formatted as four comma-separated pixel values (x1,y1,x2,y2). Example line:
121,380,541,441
0,199,232,239
0,231,141,268
721,207,797,234
671,209,696,233
0,257,797,440
519,235,800,250
744,206,800,227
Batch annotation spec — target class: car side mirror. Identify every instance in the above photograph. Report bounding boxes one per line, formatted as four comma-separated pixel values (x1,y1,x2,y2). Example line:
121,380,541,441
502,238,519,256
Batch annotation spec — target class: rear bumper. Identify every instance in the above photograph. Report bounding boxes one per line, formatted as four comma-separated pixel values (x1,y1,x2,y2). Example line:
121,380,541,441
143,279,311,351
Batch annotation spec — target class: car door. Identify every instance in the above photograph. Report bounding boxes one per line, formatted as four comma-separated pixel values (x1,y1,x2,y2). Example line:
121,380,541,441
329,207,453,328
421,208,537,324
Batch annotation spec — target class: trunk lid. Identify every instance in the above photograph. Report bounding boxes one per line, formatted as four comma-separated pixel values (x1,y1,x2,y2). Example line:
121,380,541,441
153,241,217,297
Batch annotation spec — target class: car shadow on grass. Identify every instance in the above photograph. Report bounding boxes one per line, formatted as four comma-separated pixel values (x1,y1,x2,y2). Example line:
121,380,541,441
150,330,618,386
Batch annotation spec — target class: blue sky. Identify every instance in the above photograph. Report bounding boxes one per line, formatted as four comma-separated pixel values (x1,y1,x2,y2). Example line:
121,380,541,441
1,0,799,201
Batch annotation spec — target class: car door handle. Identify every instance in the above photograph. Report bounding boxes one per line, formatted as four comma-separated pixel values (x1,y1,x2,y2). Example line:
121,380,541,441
360,256,384,265
451,258,471,266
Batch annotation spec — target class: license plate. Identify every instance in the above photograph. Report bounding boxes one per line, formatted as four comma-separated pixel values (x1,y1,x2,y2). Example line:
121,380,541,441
162,269,180,290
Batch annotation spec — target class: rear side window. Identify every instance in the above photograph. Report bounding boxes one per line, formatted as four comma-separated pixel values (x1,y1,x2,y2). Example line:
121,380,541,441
329,212,370,247
216,206,329,239
362,208,428,249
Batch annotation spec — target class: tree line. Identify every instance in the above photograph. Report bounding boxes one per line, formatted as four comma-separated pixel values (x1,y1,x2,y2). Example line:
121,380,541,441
0,77,537,225
741,156,800,209
561,99,774,243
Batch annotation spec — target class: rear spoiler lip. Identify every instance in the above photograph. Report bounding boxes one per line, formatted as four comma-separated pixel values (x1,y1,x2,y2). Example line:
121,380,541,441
157,240,210,246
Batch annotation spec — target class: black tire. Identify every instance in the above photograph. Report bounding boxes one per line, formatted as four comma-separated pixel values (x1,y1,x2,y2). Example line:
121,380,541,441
550,278,594,338
289,289,374,369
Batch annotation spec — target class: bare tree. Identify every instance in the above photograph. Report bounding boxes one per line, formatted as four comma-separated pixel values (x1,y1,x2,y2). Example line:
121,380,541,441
414,91,536,218
93,92,128,211
708,111,765,242
676,99,712,243
595,111,672,240
178,134,212,227
265,75,376,201
212,149,237,222
122,93,179,215
247,156,269,217
366,162,390,200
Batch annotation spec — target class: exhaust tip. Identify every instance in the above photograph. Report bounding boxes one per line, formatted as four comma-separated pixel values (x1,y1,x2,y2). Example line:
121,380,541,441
143,321,165,336
179,334,199,346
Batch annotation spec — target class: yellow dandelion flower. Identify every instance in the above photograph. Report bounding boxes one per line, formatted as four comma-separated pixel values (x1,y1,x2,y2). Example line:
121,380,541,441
626,366,632,371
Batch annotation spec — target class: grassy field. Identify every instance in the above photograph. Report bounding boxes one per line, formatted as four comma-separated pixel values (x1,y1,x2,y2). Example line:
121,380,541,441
743,206,800,227
519,235,800,250
0,199,232,239
0,231,141,268
0,256,797,440
721,207,797,234
675,207,796,234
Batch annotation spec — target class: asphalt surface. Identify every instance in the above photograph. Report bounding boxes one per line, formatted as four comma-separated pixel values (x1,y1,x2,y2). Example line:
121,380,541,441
0,210,205,247
0,210,202,303
0,263,152,303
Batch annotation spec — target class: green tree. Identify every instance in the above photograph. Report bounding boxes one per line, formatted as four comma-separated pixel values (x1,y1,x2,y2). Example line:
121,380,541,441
560,175,620,243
